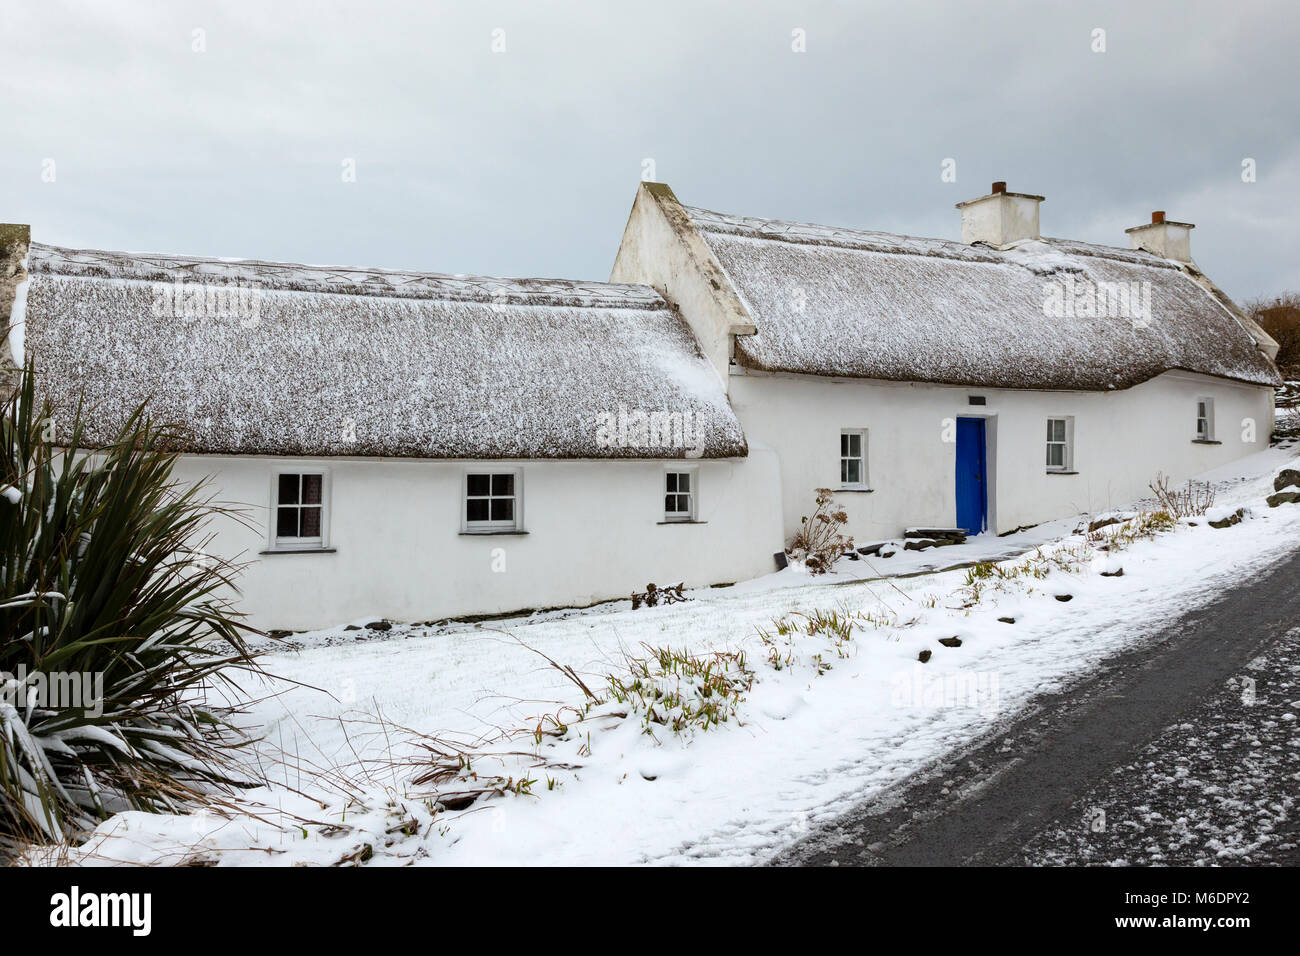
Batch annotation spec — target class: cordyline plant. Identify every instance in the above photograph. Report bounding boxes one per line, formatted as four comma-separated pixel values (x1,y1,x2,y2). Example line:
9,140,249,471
0,361,261,853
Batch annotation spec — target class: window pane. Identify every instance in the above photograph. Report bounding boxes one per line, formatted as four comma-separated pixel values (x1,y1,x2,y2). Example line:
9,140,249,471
490,498,514,522
1048,444,1064,468
665,494,677,512
846,460,861,484
278,473,300,505
840,433,850,456
466,498,489,522
301,473,322,505
467,474,490,496
666,473,678,492
491,474,514,496
841,460,849,484
299,505,321,537
847,434,861,456
677,473,689,493
276,507,299,538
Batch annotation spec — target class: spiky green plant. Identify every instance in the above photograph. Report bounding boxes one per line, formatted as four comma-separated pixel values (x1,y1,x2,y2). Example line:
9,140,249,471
0,362,260,852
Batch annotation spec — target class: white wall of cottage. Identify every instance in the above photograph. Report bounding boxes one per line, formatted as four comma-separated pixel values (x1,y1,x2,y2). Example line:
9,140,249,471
172,452,785,631
169,367,1273,630
727,368,1275,544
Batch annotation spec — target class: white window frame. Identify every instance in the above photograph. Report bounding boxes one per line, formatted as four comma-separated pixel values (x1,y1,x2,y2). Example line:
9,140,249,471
663,467,698,522
269,467,330,551
1195,397,1215,441
462,467,524,533
1046,417,1074,473
840,428,869,489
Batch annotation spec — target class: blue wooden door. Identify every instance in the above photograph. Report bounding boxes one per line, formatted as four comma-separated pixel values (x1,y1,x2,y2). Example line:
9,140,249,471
955,418,987,534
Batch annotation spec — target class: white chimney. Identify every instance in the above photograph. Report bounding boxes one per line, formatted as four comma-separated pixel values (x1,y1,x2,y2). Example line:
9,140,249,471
1125,211,1194,262
955,181,1045,247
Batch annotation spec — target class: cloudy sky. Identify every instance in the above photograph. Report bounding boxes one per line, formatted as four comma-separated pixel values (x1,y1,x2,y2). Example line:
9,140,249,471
5,0,1298,302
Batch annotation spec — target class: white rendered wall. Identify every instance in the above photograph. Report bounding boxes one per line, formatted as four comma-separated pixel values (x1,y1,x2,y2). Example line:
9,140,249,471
172,453,784,631
169,372,1271,628
728,369,1274,543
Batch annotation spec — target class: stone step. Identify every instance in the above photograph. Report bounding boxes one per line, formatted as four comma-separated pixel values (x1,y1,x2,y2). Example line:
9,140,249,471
904,527,967,543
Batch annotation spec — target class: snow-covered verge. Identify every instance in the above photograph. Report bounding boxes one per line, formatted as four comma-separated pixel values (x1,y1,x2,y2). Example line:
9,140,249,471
24,447,1300,867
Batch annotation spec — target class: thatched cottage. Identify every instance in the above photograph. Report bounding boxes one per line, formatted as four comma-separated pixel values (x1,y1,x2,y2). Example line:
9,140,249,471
611,183,1280,544
2,182,1281,628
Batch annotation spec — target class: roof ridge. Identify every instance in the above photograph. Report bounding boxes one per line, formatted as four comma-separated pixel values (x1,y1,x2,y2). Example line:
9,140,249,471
684,205,1000,262
685,205,1179,271
1035,236,1181,270
27,242,667,309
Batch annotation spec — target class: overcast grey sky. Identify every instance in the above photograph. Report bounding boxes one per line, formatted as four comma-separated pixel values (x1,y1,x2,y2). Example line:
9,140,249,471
5,0,1299,302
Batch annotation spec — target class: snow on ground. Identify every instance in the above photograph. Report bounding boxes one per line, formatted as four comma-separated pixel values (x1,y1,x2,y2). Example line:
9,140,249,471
38,446,1300,867
239,514,1083,657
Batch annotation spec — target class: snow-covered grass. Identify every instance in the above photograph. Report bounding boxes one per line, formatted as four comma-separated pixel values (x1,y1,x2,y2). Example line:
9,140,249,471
27,446,1300,867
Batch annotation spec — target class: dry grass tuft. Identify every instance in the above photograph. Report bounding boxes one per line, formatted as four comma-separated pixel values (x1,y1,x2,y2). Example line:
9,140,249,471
1148,472,1215,518
788,488,855,574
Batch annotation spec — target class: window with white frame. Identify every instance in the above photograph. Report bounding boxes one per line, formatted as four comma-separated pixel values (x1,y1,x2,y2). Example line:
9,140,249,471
664,470,696,521
1195,397,1215,441
1046,417,1073,472
840,429,868,488
464,470,521,531
273,471,327,548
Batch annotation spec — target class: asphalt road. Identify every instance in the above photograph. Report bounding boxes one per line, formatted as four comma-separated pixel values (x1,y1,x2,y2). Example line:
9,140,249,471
775,543,1300,866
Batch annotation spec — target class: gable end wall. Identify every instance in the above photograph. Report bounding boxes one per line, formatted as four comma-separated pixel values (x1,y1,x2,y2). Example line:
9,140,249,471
609,183,755,388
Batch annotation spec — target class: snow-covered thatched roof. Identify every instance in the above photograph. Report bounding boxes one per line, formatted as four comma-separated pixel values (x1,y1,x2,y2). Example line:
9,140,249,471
685,206,1281,390
20,244,747,459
